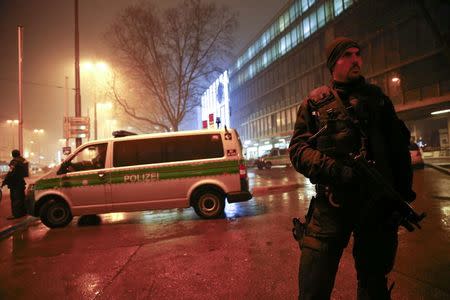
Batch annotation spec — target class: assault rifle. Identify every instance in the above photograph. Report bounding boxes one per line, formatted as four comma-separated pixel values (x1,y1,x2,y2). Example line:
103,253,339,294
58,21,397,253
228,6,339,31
348,154,426,232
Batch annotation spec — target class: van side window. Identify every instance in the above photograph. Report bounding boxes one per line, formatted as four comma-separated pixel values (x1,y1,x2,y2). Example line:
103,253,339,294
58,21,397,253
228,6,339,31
166,134,224,162
113,134,224,167
113,138,164,167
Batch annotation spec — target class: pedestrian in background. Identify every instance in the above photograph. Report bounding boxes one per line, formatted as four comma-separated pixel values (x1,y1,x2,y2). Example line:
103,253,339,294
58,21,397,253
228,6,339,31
289,37,415,299
1,149,28,219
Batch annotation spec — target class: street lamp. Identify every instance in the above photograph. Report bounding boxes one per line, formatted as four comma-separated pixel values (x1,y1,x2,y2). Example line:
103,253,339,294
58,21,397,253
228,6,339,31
81,60,112,139
6,119,19,149
33,129,45,164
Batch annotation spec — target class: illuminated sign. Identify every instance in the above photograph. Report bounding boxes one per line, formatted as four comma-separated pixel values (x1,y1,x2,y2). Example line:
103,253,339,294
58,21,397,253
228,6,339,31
64,116,90,138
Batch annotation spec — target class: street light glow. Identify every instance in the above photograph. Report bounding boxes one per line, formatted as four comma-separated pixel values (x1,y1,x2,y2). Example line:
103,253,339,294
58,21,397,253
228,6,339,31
391,77,400,83
431,109,450,115
98,102,113,110
96,61,109,71
81,61,94,71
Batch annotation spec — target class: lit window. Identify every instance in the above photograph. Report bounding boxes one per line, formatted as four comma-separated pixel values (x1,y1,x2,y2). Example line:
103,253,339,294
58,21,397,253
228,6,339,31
296,23,303,42
309,11,317,33
325,1,334,21
286,32,293,50
317,4,326,27
290,5,297,21
294,1,302,16
301,0,309,13
303,16,310,38
283,11,290,28
249,64,255,78
344,0,353,9
334,0,344,16
262,52,268,67
262,32,269,47
279,14,286,32
280,36,287,55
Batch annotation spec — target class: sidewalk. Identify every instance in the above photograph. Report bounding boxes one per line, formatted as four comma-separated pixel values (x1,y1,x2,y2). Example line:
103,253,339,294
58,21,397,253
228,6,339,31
0,188,38,240
424,156,450,175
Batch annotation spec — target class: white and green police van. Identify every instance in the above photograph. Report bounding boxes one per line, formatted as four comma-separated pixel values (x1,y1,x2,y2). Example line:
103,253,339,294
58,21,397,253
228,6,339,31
26,128,252,228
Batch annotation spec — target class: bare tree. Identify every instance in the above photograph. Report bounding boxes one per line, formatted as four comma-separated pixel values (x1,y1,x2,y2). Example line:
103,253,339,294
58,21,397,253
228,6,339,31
105,0,237,132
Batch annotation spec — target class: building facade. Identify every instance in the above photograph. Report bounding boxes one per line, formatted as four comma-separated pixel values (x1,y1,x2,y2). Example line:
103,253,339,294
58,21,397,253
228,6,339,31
200,71,231,130
227,0,450,158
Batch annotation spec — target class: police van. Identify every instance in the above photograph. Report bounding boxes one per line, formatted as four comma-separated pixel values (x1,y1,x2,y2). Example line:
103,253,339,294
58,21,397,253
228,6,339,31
26,128,252,228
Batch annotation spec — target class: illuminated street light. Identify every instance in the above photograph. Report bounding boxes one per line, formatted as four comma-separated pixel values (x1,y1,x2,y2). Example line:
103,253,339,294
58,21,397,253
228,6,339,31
6,119,19,125
33,129,45,164
81,60,112,139
6,119,19,149
431,109,450,115
391,77,400,83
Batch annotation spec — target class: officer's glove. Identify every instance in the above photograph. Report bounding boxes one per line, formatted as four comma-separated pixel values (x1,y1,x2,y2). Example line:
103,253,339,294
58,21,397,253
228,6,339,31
330,162,354,184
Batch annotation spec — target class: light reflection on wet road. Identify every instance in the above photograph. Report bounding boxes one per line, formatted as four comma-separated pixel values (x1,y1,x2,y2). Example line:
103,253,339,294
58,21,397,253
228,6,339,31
0,166,449,299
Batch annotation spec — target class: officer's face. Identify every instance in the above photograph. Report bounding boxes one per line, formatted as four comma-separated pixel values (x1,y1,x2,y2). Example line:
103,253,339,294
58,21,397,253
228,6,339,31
332,47,362,82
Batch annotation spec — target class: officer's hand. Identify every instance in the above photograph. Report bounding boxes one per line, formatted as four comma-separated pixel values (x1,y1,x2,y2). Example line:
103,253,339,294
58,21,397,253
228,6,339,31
340,165,353,184
331,162,354,184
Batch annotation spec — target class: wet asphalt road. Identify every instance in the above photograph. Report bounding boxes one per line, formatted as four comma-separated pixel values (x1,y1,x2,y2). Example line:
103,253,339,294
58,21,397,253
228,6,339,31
0,166,449,299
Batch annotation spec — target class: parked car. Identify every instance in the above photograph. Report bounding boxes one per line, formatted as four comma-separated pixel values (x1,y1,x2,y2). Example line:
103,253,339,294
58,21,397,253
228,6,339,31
409,142,425,169
256,148,291,169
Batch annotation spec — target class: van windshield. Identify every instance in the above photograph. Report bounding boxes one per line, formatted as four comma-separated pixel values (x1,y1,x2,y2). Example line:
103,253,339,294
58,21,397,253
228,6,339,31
62,143,108,173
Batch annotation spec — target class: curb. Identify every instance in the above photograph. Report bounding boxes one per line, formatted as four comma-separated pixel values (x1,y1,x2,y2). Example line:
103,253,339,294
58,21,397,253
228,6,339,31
0,217,39,240
425,163,450,176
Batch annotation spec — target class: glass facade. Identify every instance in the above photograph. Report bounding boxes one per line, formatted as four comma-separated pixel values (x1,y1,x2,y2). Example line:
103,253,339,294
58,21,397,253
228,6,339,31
225,0,450,158
230,0,356,91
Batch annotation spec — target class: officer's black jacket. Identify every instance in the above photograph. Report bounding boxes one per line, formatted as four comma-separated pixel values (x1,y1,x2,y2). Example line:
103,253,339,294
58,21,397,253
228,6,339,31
289,77,415,203
2,157,27,188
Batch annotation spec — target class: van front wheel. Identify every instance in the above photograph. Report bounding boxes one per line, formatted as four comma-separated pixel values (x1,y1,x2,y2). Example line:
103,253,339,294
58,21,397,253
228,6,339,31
40,200,73,228
193,190,225,219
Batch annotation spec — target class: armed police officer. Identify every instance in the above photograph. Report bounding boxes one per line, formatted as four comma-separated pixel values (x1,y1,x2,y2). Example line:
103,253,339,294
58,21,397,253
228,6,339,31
1,149,28,219
289,37,416,299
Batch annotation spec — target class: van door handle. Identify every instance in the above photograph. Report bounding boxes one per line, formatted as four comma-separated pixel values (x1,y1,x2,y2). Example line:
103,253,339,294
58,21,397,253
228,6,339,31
98,172,106,179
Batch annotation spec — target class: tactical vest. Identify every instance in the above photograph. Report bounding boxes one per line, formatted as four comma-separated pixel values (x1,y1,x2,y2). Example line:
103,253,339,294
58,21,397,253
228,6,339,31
307,85,362,158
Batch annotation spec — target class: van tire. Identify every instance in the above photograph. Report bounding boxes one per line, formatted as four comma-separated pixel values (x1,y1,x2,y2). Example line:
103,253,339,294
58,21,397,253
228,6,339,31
192,190,225,219
265,161,272,169
40,199,73,228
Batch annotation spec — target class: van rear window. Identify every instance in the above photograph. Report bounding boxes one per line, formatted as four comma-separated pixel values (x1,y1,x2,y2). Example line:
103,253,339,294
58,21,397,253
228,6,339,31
113,134,224,167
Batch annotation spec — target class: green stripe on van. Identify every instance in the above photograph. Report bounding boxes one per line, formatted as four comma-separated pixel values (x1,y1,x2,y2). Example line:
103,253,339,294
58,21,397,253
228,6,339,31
34,160,241,190
35,177,61,190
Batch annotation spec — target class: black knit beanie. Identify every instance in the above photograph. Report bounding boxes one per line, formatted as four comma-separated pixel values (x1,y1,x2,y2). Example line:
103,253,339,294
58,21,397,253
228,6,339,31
11,149,20,158
326,37,360,72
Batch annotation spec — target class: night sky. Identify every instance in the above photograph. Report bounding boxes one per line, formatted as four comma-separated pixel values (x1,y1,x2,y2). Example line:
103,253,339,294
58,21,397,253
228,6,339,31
0,0,286,159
